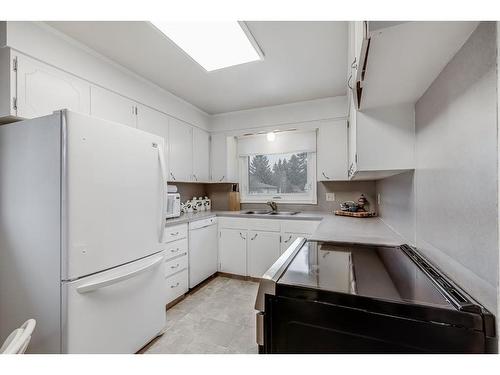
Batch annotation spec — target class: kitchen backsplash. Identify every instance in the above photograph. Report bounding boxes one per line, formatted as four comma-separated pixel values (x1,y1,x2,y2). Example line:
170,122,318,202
172,181,377,213
239,181,377,213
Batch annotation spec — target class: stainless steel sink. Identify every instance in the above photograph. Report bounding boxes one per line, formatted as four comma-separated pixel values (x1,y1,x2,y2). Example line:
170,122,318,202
242,210,272,215
267,211,300,216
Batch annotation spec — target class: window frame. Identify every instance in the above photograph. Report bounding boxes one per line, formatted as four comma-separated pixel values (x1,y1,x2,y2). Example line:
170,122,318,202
239,151,317,204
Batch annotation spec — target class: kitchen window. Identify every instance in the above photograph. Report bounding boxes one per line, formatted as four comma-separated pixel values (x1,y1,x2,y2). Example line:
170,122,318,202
238,130,317,204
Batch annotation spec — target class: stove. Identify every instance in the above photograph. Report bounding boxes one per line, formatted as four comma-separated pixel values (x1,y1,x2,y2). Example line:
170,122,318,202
255,239,497,353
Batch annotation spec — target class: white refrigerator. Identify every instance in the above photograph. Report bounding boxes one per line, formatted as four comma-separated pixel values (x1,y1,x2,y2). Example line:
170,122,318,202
0,110,168,353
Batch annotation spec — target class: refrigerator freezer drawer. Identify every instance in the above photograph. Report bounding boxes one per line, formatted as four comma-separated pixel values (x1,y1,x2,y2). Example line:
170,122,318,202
63,252,166,353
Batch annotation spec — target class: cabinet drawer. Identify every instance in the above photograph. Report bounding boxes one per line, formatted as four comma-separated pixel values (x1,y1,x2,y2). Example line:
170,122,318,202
163,223,188,243
281,220,320,235
165,269,188,305
163,238,188,261
164,254,188,278
218,217,248,230
248,218,281,232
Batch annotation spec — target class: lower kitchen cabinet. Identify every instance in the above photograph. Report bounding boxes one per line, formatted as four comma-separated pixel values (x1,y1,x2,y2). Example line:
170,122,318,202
280,232,308,254
218,228,247,275
247,231,281,278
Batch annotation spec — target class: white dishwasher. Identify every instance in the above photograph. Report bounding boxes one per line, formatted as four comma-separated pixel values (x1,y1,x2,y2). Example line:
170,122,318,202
188,217,218,288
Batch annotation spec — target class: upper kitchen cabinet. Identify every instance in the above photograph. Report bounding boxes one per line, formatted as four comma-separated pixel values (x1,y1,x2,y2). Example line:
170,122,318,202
347,21,369,109
317,119,348,181
352,21,479,110
210,133,238,183
90,85,137,128
192,127,210,182
136,104,169,166
168,117,193,182
0,50,90,121
348,93,415,180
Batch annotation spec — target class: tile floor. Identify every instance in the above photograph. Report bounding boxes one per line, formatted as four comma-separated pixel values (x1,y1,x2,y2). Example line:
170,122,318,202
145,276,259,354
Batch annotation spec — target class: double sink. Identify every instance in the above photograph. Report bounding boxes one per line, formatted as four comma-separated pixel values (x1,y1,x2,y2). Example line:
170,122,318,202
242,210,300,216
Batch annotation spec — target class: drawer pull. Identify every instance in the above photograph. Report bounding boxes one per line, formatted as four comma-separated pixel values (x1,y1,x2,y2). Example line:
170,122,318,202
170,231,180,236
170,248,180,253
284,235,292,243
170,264,180,269
170,282,180,288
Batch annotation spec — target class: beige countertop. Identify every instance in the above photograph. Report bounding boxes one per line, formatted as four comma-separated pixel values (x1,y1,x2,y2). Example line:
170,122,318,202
166,210,405,247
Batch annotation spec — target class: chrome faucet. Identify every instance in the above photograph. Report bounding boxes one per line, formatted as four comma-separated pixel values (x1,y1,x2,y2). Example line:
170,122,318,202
266,201,278,212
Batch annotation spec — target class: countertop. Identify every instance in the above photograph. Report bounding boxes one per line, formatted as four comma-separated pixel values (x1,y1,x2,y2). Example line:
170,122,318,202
165,210,405,247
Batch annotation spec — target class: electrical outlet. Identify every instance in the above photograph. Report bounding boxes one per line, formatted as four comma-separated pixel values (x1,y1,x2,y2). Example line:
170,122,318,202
326,193,335,202
377,193,381,205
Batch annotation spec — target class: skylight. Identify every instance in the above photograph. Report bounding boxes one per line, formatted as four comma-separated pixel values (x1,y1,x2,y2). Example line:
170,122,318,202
151,21,263,72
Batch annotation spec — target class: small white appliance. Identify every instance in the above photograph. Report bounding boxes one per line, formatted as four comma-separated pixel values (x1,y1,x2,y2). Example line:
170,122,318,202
0,110,167,353
188,217,218,288
166,193,181,218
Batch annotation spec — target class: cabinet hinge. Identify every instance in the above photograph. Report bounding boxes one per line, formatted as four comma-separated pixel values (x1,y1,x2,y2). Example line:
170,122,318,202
12,57,17,72
12,97,17,111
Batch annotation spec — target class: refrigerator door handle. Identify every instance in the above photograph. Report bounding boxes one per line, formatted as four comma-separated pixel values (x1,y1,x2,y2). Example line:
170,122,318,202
76,255,164,294
157,142,167,242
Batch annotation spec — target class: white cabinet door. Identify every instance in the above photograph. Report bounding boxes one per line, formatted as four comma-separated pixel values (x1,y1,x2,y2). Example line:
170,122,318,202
247,231,281,278
168,117,193,182
136,104,169,172
219,228,247,276
348,91,358,176
210,133,238,182
317,119,348,181
16,54,90,119
90,85,136,128
280,232,308,254
192,127,210,182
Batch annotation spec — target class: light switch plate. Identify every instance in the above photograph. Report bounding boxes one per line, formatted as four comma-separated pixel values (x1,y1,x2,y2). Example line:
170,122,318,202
326,193,335,202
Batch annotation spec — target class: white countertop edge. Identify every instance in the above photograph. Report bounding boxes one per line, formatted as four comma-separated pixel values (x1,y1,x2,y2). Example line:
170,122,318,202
165,210,406,248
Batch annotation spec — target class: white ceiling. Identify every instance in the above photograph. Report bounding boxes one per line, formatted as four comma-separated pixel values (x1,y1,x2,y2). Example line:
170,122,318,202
47,21,348,114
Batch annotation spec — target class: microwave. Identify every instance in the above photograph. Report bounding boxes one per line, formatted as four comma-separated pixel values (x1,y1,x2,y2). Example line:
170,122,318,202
165,193,181,219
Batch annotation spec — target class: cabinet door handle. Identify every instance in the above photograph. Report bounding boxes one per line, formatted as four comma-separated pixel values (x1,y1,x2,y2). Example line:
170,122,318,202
347,74,353,90
170,282,180,288
170,263,180,269
239,232,246,240
351,57,358,69
218,175,225,182
322,172,330,180
170,172,176,181
193,174,198,181
170,232,179,236
250,233,258,241
284,235,292,243
170,247,180,253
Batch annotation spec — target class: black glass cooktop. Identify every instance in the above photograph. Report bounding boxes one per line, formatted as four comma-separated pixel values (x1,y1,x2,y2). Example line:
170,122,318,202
278,241,455,310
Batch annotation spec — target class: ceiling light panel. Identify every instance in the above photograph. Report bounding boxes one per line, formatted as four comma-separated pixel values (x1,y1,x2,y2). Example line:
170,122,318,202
151,21,263,72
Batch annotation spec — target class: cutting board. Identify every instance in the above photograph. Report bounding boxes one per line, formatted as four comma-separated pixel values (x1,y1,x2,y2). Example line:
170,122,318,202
334,210,377,218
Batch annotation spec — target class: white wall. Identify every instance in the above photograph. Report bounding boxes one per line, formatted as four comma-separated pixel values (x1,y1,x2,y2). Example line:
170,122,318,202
210,96,347,134
0,21,210,130
377,22,498,314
